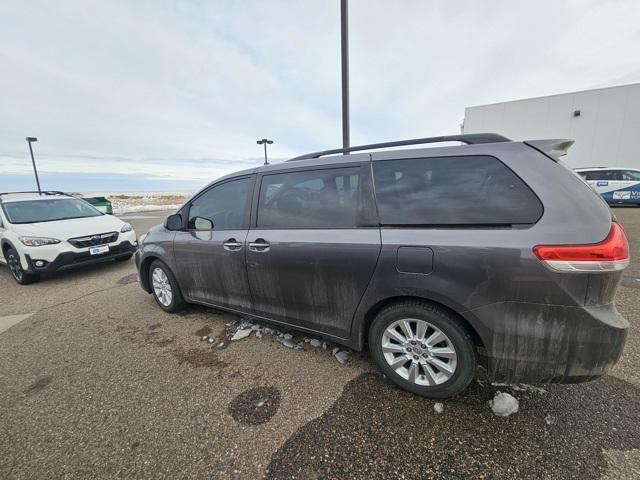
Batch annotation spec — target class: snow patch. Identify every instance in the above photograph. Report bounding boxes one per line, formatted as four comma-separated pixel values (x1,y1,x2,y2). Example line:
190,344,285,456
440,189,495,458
231,328,252,341
489,391,519,417
334,350,350,365
434,403,444,414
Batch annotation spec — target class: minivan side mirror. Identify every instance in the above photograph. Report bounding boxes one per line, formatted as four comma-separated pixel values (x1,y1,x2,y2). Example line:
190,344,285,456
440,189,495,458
165,213,183,231
193,216,214,231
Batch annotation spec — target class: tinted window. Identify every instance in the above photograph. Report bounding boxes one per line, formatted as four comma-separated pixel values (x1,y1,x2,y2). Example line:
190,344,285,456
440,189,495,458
373,155,542,225
258,167,361,228
621,170,640,181
583,170,621,181
188,177,253,230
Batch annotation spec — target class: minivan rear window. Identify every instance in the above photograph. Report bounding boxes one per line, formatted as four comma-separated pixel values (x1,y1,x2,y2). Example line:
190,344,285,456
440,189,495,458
373,155,542,225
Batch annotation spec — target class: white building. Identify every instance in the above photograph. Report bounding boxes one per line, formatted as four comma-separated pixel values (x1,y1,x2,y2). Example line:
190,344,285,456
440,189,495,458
462,83,640,169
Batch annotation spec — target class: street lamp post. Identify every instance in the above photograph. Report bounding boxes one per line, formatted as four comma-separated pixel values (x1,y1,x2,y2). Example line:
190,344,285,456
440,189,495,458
257,138,273,165
340,0,350,151
25,137,42,194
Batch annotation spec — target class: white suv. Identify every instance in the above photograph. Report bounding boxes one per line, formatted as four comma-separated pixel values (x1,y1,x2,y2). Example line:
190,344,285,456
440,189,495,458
0,191,138,284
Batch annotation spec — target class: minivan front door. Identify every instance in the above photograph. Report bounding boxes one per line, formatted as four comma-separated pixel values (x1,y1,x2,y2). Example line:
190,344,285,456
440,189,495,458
173,175,255,312
245,165,380,339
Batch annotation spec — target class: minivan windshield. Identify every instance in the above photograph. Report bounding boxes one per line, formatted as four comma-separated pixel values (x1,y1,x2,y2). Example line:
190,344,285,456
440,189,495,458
2,198,103,224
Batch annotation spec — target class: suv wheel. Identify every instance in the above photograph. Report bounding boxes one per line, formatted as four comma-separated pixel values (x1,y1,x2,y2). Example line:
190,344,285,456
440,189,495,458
6,248,39,285
369,300,476,399
149,260,185,313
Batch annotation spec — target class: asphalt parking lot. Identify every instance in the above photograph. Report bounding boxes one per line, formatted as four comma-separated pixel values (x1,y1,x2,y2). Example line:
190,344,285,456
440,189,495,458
1,209,639,480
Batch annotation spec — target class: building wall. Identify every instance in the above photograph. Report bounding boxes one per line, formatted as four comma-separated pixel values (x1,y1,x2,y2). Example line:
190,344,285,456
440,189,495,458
463,83,640,169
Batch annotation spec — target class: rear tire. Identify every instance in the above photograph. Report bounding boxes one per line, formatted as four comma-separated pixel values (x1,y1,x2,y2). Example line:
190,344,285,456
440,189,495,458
369,300,476,399
5,248,39,285
149,260,185,313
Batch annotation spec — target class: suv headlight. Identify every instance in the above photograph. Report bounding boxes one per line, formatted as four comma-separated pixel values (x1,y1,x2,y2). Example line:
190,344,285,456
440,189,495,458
19,236,61,247
121,223,133,233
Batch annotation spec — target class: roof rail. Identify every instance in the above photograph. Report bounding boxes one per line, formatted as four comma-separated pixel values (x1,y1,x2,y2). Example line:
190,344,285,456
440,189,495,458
287,133,511,161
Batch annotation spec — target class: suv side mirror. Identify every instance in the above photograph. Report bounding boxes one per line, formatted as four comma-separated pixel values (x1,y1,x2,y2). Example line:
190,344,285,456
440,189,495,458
166,213,183,231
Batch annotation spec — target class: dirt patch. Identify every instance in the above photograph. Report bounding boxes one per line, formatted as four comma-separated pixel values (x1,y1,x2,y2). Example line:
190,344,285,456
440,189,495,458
154,337,176,347
173,348,228,369
195,326,213,337
24,375,53,395
117,273,138,285
229,387,281,426
148,323,162,331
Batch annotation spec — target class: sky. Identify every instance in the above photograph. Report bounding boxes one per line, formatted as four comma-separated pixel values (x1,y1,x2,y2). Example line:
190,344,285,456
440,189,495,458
2,0,640,193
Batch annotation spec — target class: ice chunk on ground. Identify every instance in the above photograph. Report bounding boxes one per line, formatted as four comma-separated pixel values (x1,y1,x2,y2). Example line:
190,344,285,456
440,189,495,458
251,324,262,331
201,336,209,341
256,399,267,407
283,333,293,340
334,350,350,364
207,337,214,344
280,339,298,349
489,391,519,417
434,403,444,414
332,347,339,355
231,328,252,341
310,339,322,348
255,332,262,339
545,414,556,425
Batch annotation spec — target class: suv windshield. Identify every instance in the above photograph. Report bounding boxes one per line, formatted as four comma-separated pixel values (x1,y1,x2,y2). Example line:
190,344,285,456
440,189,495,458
2,198,103,224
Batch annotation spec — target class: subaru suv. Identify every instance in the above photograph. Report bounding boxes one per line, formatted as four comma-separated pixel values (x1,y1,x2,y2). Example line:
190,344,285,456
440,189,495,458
135,134,630,398
1,191,137,284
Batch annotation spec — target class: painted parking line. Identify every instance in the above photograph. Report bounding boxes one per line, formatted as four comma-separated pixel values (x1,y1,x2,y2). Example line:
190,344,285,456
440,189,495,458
0,313,34,335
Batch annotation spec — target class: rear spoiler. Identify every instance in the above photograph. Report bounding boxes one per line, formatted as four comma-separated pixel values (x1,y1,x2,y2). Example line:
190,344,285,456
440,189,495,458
524,139,574,160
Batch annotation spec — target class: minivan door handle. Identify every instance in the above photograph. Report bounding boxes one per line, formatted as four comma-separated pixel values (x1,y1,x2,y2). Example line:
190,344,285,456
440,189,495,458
248,238,270,252
223,238,243,251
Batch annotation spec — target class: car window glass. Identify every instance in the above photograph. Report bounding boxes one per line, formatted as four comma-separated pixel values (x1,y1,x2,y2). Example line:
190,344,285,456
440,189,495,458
621,170,640,181
258,167,361,228
2,198,102,224
188,177,252,230
373,155,542,225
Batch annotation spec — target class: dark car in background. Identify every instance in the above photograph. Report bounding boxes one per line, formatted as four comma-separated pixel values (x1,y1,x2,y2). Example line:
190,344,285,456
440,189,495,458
134,134,629,398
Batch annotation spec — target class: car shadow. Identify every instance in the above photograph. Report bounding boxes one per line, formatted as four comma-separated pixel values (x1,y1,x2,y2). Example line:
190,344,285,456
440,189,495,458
266,372,640,479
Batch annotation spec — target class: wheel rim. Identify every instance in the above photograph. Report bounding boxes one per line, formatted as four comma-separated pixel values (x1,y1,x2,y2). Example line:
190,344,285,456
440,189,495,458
8,254,23,281
152,267,173,307
381,318,458,386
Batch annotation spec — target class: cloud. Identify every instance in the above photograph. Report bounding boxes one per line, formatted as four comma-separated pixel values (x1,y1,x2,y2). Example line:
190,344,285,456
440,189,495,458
1,0,640,190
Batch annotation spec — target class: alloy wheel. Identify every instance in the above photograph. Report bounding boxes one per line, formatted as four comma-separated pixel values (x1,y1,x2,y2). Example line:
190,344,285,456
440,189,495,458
8,254,23,282
381,318,458,386
152,267,173,307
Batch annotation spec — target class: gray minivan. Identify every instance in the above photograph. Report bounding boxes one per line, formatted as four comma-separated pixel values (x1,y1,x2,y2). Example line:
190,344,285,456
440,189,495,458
134,134,630,398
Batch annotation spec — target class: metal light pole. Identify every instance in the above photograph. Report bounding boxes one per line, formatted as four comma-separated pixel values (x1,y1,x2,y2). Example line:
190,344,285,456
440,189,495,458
257,138,273,165
25,137,42,194
341,0,350,151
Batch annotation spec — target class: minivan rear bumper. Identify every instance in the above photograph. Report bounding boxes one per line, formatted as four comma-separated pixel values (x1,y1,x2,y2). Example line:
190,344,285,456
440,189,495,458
468,302,628,383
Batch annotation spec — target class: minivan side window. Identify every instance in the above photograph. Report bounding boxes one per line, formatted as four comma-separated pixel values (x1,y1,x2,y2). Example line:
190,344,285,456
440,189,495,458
188,177,253,230
373,155,542,225
257,167,361,228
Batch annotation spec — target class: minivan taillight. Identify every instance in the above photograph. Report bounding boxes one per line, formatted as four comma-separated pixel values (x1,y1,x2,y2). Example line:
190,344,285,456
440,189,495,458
533,223,630,272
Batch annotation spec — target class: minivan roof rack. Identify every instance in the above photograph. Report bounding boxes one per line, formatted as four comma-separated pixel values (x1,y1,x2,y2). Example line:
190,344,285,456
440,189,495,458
288,133,511,161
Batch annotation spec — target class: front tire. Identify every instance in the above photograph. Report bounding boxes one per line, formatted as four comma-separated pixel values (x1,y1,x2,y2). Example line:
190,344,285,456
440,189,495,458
5,248,39,285
149,260,185,313
369,300,476,399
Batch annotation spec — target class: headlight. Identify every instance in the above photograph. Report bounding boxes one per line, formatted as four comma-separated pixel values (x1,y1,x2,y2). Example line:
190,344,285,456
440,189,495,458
19,236,61,247
121,223,133,233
